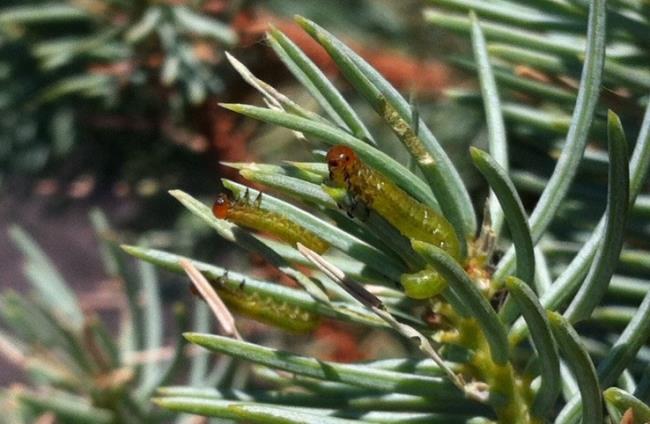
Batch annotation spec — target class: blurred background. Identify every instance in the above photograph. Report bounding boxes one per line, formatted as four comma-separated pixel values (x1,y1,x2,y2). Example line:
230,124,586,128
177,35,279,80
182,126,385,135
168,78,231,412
1,0,482,387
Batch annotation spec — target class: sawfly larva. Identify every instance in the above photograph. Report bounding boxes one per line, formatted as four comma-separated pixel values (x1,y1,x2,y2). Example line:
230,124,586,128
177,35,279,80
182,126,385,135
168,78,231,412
326,145,460,260
212,192,329,254
215,286,320,333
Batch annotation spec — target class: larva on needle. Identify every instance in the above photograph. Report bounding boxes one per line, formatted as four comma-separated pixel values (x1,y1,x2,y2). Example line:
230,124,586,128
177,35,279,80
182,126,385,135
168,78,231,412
215,286,320,333
212,192,329,254
326,145,460,260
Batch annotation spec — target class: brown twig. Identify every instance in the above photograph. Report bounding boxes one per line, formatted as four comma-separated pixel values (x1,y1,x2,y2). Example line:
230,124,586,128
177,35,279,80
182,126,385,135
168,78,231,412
179,259,242,340
296,243,488,403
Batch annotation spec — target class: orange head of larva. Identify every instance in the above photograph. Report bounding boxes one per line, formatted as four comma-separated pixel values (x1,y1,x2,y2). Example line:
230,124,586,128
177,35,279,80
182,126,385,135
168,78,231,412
326,145,358,185
212,193,232,219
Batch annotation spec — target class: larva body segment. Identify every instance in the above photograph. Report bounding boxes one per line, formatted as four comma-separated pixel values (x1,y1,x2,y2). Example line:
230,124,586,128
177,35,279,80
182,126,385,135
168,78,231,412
326,146,460,260
216,287,320,333
400,268,448,299
213,193,329,254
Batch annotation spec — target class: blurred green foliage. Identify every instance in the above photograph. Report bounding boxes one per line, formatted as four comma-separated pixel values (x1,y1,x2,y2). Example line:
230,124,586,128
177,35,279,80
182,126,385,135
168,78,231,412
0,0,238,186
0,211,252,423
